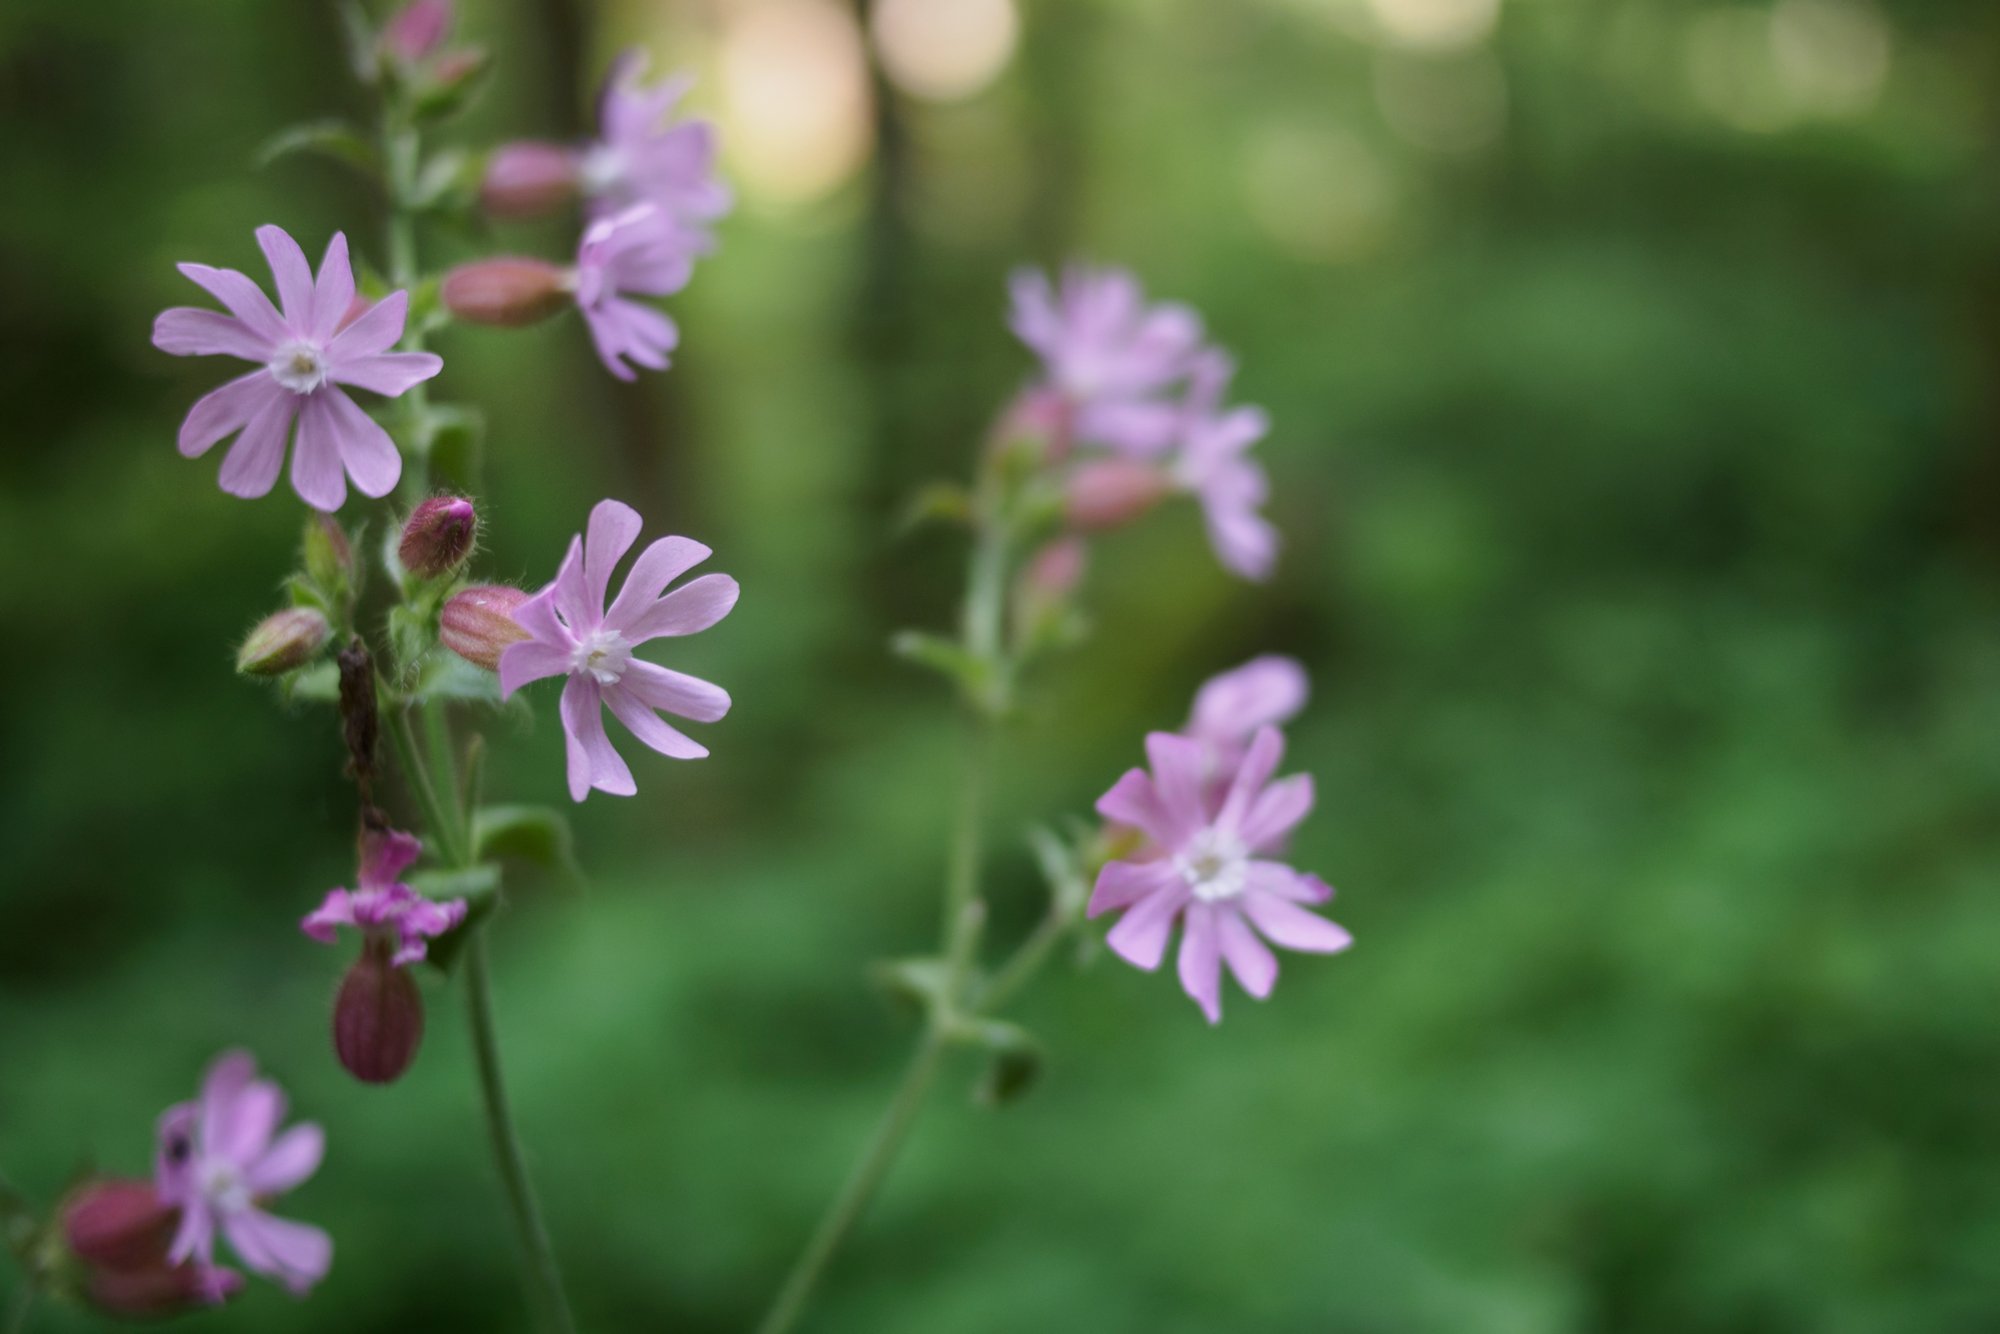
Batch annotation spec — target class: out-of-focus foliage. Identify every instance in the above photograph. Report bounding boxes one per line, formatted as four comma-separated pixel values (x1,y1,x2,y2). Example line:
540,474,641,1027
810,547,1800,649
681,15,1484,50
4,0,1999,1329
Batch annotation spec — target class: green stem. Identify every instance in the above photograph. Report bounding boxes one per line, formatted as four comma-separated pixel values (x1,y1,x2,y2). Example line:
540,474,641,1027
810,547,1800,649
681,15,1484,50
383,700,467,867
753,1027,950,1334
979,910,1069,1015
466,932,579,1334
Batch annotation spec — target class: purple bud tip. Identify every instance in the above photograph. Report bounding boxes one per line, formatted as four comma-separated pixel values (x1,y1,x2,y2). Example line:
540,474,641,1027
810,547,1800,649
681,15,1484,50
398,495,479,579
63,1179,178,1271
481,142,583,220
1064,459,1170,531
441,258,574,328
334,941,426,1085
237,608,332,676
381,0,452,63
440,585,532,671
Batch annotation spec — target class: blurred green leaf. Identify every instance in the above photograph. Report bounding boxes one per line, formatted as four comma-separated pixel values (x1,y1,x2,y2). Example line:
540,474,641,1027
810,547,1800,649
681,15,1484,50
255,119,380,178
954,1018,1043,1107
472,805,580,885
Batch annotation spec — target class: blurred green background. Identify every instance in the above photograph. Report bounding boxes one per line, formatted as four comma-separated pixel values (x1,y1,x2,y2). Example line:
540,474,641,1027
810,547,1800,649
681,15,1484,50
4,0,1999,1329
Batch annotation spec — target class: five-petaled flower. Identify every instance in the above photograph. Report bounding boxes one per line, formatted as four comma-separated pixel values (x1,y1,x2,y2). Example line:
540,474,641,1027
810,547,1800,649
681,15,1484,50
1009,264,1204,457
152,225,442,511
1091,726,1350,1023
582,50,733,237
501,499,737,801
302,828,466,967
155,1050,331,1295
574,205,700,380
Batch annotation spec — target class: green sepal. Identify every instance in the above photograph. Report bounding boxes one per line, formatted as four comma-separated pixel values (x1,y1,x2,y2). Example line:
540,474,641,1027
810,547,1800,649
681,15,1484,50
951,1017,1044,1107
411,47,494,123
869,956,954,1020
280,660,341,705
410,649,506,706
472,805,582,887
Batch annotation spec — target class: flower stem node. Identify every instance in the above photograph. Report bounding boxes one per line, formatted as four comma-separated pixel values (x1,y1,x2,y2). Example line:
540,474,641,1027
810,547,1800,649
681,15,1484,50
398,495,478,579
441,258,574,328
441,584,532,670
237,608,331,676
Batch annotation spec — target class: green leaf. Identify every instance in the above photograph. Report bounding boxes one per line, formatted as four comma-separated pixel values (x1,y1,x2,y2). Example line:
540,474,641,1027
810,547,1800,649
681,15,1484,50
1027,824,1091,923
898,481,974,533
869,956,954,1019
410,649,505,706
256,120,380,178
337,2,380,83
891,631,992,695
472,806,581,885
411,148,478,215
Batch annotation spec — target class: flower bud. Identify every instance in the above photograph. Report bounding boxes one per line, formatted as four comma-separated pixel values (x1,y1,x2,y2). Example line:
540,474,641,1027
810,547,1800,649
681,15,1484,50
1064,459,1170,531
441,258,573,328
398,496,478,579
1014,538,1088,653
441,585,531,670
334,939,425,1084
63,1179,176,1271
86,1263,242,1319
380,0,452,64
236,608,331,676
303,514,355,590
480,142,582,219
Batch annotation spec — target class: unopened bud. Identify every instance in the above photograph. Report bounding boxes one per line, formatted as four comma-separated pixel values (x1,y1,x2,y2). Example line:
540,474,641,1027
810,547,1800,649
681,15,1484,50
1022,537,1087,603
86,1262,242,1319
237,608,331,676
441,258,573,327
398,496,478,579
380,0,452,64
1064,459,1170,531
63,1179,176,1271
990,387,1074,465
335,939,426,1084
480,142,582,219
441,585,531,670
303,515,355,591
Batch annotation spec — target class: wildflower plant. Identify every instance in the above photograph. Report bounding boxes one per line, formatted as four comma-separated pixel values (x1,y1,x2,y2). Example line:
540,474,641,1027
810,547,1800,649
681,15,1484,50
1,4,1349,1330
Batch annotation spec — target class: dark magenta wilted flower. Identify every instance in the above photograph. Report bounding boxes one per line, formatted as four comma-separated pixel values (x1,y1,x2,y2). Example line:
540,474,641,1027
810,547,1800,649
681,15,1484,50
1009,265,1204,458
1170,352,1278,581
501,499,736,801
303,828,466,968
582,50,733,235
1091,727,1350,1024
152,225,442,511
155,1051,330,1294
574,205,701,379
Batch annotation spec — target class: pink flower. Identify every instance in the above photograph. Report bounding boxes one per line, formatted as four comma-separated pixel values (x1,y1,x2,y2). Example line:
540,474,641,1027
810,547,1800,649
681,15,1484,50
154,1051,330,1295
302,828,466,967
574,205,701,380
500,499,737,801
1184,655,1308,781
1090,727,1350,1023
1009,265,1204,457
1170,352,1277,581
152,225,442,511
582,50,732,232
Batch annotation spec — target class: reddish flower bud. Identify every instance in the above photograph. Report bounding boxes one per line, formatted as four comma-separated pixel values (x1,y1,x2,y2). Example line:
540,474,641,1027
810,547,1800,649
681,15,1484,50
63,1179,177,1271
441,585,531,670
441,258,573,328
236,608,331,676
1022,537,1087,603
398,496,478,579
480,142,582,219
87,1261,243,1318
380,0,452,64
1064,459,1170,531
304,514,355,588
334,939,426,1084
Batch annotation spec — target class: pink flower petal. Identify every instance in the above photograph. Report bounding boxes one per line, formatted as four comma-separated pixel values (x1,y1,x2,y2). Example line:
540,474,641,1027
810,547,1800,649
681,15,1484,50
584,499,644,612
1094,768,1175,847
220,1209,331,1295
600,535,711,633
560,675,635,800
1242,890,1351,955
255,225,315,331
603,683,707,759
317,388,402,498
359,828,422,888
328,350,443,397
214,390,297,498
289,394,348,511
153,308,271,361
300,889,354,944
1088,857,1179,917
1143,731,1210,842
617,572,738,641
309,233,355,343
176,263,288,344
327,289,411,360
1177,902,1224,1024
245,1123,323,1197
177,370,283,459
547,537,594,632
1245,861,1332,904
1188,656,1308,747
620,659,730,722
1239,773,1314,853
1104,886,1187,971
202,1075,283,1166
1216,906,1278,999
497,639,572,700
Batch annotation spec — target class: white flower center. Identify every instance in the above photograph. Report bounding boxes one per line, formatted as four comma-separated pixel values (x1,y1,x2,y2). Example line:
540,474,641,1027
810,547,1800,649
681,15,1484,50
570,628,632,685
579,145,628,197
269,341,328,394
1174,828,1248,902
197,1157,251,1214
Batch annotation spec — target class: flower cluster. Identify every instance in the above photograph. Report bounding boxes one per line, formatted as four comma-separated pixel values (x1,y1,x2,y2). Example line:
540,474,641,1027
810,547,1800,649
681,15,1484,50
1011,265,1279,581
1091,657,1350,1023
